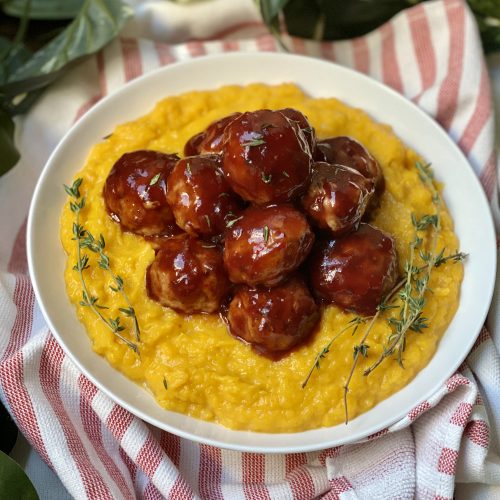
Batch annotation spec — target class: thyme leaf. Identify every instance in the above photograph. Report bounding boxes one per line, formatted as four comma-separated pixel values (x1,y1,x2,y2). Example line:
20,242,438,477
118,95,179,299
242,133,266,147
263,225,270,243
226,216,243,228
149,173,160,186
261,172,272,184
261,123,276,131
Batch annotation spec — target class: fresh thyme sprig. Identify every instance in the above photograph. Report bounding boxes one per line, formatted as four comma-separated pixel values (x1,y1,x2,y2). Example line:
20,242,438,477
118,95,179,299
341,316,376,422
301,162,467,424
64,178,141,354
301,316,365,389
364,162,443,374
79,231,141,344
341,285,403,424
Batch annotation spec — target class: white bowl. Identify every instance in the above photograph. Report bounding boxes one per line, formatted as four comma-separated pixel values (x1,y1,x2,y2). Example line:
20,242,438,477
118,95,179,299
27,52,496,453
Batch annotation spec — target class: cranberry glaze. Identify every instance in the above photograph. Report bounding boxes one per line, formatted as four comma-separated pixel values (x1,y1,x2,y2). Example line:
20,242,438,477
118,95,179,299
301,162,374,236
315,136,384,204
227,276,320,354
223,204,315,287
103,150,180,236
166,155,242,238
222,109,312,204
309,224,398,316
184,112,241,156
146,234,230,314
103,108,396,356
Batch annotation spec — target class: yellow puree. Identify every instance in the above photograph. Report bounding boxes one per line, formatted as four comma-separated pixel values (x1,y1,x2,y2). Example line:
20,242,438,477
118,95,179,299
60,84,463,432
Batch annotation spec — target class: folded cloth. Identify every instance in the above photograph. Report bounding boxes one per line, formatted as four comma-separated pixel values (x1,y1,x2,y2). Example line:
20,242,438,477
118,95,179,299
1,0,499,498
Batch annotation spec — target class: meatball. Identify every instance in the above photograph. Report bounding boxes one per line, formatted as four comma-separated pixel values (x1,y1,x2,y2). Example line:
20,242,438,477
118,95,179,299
223,204,314,287
184,112,241,156
278,108,316,155
309,224,398,316
166,155,242,238
222,109,312,204
315,136,384,201
146,235,230,314
227,277,320,354
103,150,180,236
301,162,375,236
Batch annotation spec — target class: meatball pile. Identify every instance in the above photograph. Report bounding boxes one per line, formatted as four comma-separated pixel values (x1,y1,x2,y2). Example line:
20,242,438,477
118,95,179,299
103,108,399,357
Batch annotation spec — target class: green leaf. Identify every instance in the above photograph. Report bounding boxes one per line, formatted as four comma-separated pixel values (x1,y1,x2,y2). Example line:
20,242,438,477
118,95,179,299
470,0,500,53
255,0,290,26
0,32,31,86
254,0,290,48
282,0,417,40
1,0,133,95
0,109,20,175
467,0,500,20
0,401,17,454
256,0,499,54
2,0,84,20
0,450,39,500
0,0,31,95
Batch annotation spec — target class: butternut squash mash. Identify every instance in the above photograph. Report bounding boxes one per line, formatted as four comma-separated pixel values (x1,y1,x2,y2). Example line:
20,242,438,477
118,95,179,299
60,84,463,432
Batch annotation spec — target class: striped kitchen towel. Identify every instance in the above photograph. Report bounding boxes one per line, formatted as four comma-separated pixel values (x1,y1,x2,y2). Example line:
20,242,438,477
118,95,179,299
0,0,498,498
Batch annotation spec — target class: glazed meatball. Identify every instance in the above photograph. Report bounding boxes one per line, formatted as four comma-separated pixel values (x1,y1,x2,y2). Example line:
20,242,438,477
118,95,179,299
103,150,180,236
146,235,230,314
301,162,375,236
184,112,241,156
166,155,242,238
278,108,316,155
222,109,312,204
223,204,314,287
309,223,398,316
227,277,320,354
315,136,384,201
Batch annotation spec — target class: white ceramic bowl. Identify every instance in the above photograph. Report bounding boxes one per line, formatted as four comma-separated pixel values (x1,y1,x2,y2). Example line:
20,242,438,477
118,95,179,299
27,52,496,453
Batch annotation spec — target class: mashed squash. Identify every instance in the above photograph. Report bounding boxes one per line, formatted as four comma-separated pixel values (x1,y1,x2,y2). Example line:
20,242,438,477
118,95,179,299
60,84,463,432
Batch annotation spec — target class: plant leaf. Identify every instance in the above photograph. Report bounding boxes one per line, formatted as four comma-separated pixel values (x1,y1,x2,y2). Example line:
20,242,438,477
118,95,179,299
255,0,291,25
0,450,39,500
0,401,18,454
2,0,84,20
1,0,132,95
0,38,32,85
0,109,20,175
282,0,416,40
255,0,291,47
469,0,500,53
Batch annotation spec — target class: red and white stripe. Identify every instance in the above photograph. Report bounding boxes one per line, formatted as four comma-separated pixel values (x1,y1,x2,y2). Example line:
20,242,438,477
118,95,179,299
0,0,498,498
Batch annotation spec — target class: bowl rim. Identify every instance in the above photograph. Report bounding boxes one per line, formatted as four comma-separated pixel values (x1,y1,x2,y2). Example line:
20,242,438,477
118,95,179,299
27,51,497,453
